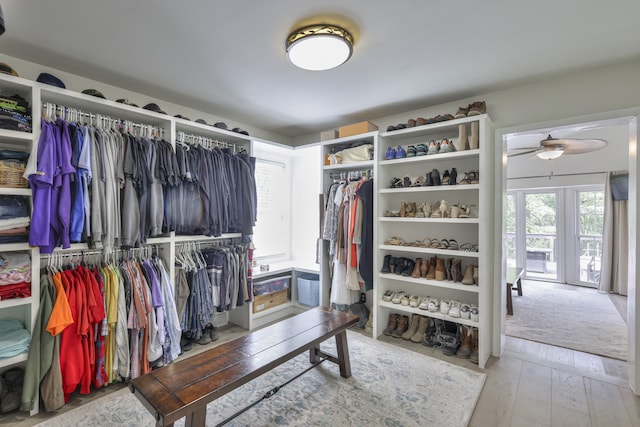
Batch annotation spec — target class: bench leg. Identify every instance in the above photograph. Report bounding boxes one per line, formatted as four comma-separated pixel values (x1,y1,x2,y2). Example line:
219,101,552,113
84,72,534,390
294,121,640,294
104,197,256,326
309,345,321,364
516,278,523,296
185,406,206,427
335,331,352,378
506,283,513,316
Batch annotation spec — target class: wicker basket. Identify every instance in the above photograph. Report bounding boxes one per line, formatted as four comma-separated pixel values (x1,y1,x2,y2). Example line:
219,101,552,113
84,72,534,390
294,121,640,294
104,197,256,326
0,159,28,188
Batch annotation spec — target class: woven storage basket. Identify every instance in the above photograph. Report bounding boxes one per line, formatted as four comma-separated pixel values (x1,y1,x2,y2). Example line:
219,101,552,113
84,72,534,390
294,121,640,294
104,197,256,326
0,159,28,188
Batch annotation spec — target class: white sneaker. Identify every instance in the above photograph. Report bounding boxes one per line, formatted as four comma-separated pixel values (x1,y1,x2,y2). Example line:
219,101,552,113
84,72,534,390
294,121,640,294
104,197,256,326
409,295,421,307
449,300,461,318
400,293,410,306
392,291,405,304
439,299,450,315
382,290,394,302
460,303,471,320
427,297,440,312
470,305,479,322
418,296,430,310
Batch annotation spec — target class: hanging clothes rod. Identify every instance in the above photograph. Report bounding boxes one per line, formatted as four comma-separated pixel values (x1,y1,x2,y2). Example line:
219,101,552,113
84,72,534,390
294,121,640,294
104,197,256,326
175,130,242,153
39,243,166,258
41,102,166,138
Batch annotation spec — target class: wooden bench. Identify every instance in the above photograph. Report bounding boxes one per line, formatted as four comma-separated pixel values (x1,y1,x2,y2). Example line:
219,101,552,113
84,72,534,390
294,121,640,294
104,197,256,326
129,307,358,427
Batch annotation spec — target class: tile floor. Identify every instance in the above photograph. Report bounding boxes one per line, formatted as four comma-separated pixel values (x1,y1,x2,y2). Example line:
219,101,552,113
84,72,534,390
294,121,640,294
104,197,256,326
2,326,639,427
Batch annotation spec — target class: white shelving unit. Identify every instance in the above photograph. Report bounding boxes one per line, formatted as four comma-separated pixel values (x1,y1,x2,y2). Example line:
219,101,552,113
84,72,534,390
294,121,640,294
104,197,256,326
375,114,494,368
0,73,38,375
319,132,378,308
0,72,271,415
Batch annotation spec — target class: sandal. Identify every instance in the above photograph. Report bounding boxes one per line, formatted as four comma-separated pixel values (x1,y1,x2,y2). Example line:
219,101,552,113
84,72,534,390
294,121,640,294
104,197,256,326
438,239,450,250
459,243,474,252
411,175,425,187
418,237,432,248
429,238,441,249
383,210,400,217
448,239,459,250
459,204,470,218
403,175,412,188
389,177,403,188
384,236,405,246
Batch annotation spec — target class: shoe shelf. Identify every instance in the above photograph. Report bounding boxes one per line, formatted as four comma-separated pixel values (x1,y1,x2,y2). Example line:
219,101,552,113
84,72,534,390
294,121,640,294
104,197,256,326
379,114,488,139
379,244,480,258
378,273,479,293
379,300,479,328
379,149,479,166
379,217,479,224
375,112,493,369
379,184,479,193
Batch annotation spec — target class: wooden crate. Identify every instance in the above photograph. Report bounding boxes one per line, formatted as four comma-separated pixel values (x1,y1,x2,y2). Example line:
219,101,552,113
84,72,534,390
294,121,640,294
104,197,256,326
252,288,289,313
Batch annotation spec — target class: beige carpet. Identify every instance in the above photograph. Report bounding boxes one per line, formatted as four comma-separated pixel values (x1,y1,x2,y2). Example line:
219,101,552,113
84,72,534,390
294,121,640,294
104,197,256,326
506,281,628,360
34,330,486,427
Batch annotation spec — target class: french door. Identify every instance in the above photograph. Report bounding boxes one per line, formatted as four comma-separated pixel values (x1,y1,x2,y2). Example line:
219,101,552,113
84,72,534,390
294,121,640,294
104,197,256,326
506,186,604,287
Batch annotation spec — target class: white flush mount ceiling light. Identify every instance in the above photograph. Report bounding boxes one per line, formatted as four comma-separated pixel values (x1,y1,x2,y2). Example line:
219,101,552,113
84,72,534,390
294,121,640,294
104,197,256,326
536,145,565,160
286,24,353,71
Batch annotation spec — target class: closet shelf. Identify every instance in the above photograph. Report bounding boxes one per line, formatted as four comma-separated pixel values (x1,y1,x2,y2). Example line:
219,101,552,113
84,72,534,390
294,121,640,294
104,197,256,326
0,296,34,310
379,300,479,327
0,352,28,370
378,273,480,293
39,85,172,126
323,160,374,171
379,184,479,194
379,244,480,258
378,217,479,224
0,129,33,142
379,114,488,139
0,187,32,196
174,233,242,243
379,149,479,166
0,242,32,252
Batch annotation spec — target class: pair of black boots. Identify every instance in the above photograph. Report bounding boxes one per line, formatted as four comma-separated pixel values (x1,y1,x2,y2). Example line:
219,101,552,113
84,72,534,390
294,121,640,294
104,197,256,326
424,167,457,186
381,255,414,276
422,319,460,356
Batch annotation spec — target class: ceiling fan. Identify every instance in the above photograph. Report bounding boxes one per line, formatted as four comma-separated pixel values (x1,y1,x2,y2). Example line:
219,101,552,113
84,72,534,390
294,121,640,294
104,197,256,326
508,134,607,160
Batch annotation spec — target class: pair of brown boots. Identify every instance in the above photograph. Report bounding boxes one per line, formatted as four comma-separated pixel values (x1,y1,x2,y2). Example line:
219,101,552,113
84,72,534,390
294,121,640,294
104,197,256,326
461,265,478,286
456,325,479,363
409,256,440,279
383,313,409,338
401,314,430,343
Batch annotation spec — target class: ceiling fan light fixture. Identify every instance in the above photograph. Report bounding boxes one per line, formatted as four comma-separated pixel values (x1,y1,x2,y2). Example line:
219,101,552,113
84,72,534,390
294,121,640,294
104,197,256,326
536,145,565,160
286,24,353,71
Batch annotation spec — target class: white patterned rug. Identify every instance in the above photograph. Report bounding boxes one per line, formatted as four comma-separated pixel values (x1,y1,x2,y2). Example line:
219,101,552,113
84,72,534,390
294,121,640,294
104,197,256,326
506,281,627,360
35,330,485,427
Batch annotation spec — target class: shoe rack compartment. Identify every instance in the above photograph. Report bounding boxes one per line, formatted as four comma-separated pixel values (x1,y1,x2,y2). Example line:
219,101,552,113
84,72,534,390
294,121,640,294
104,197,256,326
376,114,493,368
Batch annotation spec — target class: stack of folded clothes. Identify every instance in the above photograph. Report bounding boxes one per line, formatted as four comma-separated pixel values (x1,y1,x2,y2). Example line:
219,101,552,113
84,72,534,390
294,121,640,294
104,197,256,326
0,195,30,243
0,318,30,358
0,149,29,189
0,252,31,300
0,94,31,132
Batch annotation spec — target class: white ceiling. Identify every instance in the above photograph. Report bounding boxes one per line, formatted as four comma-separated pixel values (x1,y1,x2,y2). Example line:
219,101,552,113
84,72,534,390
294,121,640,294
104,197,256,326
1,0,639,138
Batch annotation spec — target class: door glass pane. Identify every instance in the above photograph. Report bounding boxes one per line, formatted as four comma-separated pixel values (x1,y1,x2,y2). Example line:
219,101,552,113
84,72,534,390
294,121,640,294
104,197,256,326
525,193,557,280
578,190,604,285
505,194,516,268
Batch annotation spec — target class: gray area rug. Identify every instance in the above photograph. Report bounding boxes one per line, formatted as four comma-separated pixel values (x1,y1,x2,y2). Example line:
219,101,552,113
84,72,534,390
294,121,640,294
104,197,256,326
506,281,627,360
34,330,485,427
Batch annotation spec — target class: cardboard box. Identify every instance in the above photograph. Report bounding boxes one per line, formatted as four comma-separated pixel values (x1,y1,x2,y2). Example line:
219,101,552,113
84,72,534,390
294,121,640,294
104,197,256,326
320,129,339,141
252,288,289,313
338,121,378,138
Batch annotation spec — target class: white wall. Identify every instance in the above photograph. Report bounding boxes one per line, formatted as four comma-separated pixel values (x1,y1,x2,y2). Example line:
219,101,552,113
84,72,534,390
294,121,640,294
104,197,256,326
291,144,321,267
292,58,640,147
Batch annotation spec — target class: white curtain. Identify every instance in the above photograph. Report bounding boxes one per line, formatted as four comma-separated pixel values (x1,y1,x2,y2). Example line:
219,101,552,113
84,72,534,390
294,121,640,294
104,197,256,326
599,171,628,295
